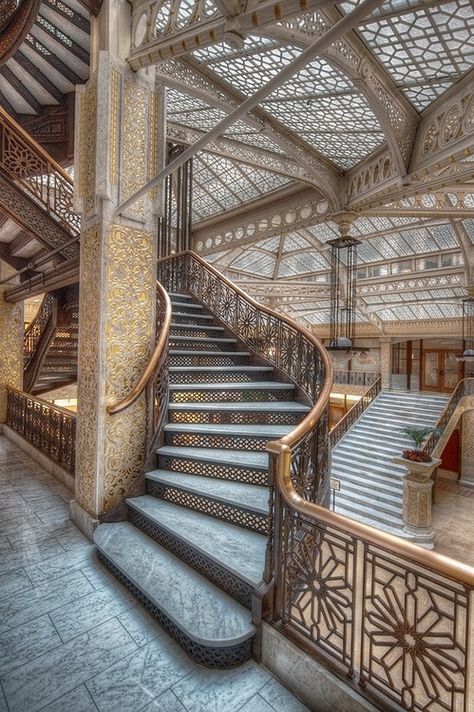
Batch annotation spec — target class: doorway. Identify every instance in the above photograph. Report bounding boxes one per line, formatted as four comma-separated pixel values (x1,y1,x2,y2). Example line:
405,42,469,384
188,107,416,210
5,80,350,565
422,349,463,392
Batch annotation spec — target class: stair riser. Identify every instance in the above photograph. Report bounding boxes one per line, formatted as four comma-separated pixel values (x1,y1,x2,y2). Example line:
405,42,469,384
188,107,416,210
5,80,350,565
172,315,214,325
169,389,291,404
170,338,237,352
168,410,304,426
96,551,254,668
169,371,272,385
158,455,268,486
146,481,268,535
171,327,225,338
165,431,273,451
170,294,193,304
127,506,254,609
170,355,251,367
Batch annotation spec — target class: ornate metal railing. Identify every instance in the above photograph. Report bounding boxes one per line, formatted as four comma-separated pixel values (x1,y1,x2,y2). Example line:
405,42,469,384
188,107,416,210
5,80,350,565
423,377,474,456
23,292,56,369
333,369,379,387
107,282,171,458
0,106,80,236
6,387,76,474
329,375,381,448
157,250,333,504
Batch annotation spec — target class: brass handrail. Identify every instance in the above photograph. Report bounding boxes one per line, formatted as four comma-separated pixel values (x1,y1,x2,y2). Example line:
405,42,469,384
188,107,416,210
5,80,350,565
269,442,474,585
328,375,382,448
107,281,172,415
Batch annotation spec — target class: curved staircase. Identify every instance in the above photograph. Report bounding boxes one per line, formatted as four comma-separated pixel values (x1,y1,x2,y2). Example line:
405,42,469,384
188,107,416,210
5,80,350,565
94,291,311,667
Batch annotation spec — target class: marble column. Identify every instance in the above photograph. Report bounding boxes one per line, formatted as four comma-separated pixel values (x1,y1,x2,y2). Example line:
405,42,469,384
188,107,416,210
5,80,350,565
71,47,163,535
0,264,23,423
379,337,392,390
393,456,441,548
460,409,474,485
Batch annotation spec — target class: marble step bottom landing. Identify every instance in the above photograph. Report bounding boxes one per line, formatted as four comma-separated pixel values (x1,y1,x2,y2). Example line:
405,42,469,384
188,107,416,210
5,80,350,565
93,522,256,667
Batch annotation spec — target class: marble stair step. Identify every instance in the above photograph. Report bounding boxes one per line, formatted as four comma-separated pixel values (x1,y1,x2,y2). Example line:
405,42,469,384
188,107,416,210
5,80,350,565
170,381,294,393
330,465,403,496
126,496,266,588
170,336,237,345
145,470,268,534
94,522,255,662
348,424,412,445
334,503,405,536
170,350,251,358
333,483,403,516
172,312,214,321
170,366,273,374
171,324,225,333
164,421,289,451
331,449,405,476
171,301,203,311
147,470,269,514
157,446,268,470
335,493,403,525
336,433,409,457
168,292,194,301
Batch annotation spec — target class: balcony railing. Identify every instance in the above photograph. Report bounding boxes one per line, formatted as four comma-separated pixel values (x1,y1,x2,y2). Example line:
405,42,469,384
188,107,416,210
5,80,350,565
0,106,80,237
333,369,380,387
423,377,474,456
6,387,76,474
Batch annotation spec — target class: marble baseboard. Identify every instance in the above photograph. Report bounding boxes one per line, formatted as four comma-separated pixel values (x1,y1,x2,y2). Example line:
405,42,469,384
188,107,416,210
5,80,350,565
1,426,74,493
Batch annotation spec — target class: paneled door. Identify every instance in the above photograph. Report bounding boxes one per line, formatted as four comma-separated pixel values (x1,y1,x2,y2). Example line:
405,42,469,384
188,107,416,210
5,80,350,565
422,349,462,392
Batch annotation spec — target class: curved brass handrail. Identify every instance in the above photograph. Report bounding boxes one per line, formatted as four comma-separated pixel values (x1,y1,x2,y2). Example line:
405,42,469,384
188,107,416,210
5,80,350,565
107,281,172,415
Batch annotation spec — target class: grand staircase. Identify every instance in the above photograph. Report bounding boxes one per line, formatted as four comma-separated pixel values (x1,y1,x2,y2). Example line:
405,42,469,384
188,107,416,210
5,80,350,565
331,390,449,536
94,291,311,666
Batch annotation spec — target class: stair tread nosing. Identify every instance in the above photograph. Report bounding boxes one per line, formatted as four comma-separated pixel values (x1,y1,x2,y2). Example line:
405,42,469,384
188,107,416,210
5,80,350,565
170,382,294,391
169,366,273,373
147,469,269,514
164,423,291,437
168,401,309,412
94,522,255,647
157,446,268,469
128,495,266,587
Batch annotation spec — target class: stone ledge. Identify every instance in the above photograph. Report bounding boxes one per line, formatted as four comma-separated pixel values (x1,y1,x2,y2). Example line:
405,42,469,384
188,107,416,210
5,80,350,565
261,622,380,712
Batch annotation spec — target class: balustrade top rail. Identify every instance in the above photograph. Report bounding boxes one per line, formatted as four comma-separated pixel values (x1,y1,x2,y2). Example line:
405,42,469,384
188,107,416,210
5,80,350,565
0,106,80,237
6,387,76,474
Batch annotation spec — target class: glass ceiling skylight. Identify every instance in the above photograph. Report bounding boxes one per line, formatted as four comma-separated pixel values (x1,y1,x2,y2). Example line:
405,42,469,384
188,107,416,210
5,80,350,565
193,40,385,169
191,151,292,221
340,0,474,110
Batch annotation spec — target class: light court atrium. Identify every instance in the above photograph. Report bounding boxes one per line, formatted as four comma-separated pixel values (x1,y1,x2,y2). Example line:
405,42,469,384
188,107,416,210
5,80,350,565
0,0,473,711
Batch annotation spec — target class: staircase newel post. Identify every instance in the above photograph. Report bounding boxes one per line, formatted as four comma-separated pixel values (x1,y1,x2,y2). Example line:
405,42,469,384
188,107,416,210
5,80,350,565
393,456,441,548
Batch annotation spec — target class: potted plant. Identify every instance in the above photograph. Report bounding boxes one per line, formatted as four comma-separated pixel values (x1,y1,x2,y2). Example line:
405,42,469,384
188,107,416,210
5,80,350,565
399,426,440,463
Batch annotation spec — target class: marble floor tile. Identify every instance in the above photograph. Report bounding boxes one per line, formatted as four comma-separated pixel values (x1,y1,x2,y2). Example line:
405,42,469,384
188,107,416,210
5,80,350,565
81,560,130,592
0,569,94,632
23,544,95,585
0,568,32,601
86,635,195,712
0,511,45,535
259,678,310,712
238,695,274,712
50,586,136,642
1,618,138,712
0,537,66,575
7,521,76,549
37,505,71,526
116,606,164,647
38,685,99,712
141,689,187,712
23,493,69,511
0,613,62,676
0,685,7,712
56,528,90,551
171,660,271,712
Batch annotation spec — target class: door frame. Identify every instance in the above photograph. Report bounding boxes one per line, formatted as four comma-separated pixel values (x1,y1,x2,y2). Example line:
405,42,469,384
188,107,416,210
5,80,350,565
421,348,463,393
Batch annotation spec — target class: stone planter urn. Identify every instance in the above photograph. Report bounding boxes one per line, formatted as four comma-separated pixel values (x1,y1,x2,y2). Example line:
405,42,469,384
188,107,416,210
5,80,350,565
392,456,442,549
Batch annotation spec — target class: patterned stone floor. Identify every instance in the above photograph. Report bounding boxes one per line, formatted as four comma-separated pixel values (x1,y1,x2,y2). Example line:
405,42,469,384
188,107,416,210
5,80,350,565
0,436,309,712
